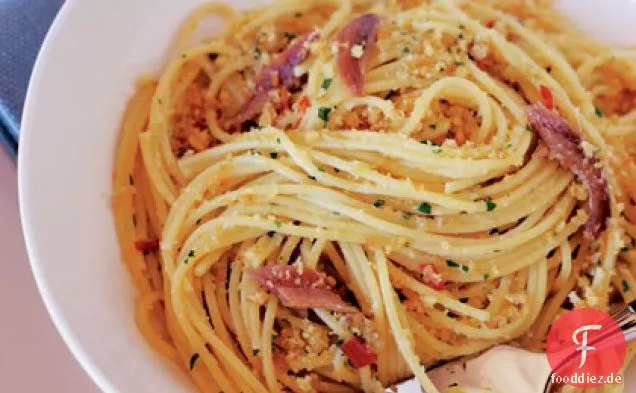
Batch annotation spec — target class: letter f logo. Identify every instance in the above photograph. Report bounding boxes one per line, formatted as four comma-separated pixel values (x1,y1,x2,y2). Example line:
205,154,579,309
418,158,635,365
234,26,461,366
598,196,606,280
572,324,602,368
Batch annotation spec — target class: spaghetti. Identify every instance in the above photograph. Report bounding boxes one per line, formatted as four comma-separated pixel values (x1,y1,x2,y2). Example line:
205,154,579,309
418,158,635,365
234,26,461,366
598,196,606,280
112,1,636,392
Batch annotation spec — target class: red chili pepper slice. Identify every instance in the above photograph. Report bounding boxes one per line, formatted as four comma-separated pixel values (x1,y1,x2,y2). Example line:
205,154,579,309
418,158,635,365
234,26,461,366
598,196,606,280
539,84,554,110
340,337,377,368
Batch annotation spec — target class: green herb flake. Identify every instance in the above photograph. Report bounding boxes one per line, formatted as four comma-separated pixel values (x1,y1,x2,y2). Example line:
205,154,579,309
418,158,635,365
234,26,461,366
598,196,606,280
252,349,260,356
294,12,302,17
429,123,437,130
321,78,333,90
267,231,276,238
622,280,630,292
272,334,278,341
432,146,442,154
402,212,411,220
318,168,326,172
318,107,332,122
254,47,262,60
483,273,491,280
485,199,497,212
621,246,629,252
284,32,297,40
403,47,411,55
333,211,341,216
373,199,386,208
526,124,533,132
274,220,283,228
181,53,187,59
189,353,200,371
455,61,465,66
418,202,432,215
595,106,604,118
270,152,278,159
446,260,460,268
461,265,470,272
336,338,345,347
188,250,196,258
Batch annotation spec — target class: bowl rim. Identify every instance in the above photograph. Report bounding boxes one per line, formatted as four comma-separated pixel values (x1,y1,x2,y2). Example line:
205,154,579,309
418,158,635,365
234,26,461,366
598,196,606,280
17,0,116,392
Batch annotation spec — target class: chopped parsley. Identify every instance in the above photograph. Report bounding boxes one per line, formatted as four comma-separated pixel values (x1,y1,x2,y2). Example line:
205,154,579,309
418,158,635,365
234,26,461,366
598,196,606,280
189,353,200,371
318,107,332,122
429,123,437,130
188,249,196,257
418,202,432,215
446,260,460,268
272,334,278,340
432,145,442,153
373,199,386,208
274,220,283,228
181,53,187,59
276,137,281,144
621,246,629,252
254,47,262,60
461,265,470,272
403,47,411,55
483,273,491,280
318,168,326,172
336,338,345,347
267,231,276,237
594,106,604,118
284,32,297,40
270,152,278,159
484,199,497,212
526,124,533,132
455,61,465,66
321,78,333,90
402,212,411,220
623,280,630,292
252,349,260,356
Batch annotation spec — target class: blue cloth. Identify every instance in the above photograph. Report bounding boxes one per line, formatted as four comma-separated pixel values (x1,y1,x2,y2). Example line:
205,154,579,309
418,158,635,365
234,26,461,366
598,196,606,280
0,0,64,159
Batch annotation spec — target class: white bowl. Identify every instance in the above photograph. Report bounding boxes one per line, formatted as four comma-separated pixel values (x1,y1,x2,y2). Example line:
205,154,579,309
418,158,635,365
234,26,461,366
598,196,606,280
17,0,636,392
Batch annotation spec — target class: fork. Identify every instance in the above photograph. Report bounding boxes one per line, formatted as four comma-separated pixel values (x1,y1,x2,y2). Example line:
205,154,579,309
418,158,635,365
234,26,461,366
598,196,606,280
392,301,636,393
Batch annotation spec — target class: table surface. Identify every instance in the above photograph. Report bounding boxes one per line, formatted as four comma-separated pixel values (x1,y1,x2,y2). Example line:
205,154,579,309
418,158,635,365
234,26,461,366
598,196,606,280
0,148,98,392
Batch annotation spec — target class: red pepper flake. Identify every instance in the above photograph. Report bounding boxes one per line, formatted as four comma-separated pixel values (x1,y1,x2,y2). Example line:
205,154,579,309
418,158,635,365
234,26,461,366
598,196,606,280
340,337,377,368
539,84,554,110
135,239,159,252
476,60,487,71
292,95,312,128
419,264,445,290
485,19,496,28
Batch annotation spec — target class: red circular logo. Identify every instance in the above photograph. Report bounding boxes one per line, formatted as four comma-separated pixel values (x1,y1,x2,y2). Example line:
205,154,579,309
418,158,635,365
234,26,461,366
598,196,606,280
546,308,626,388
